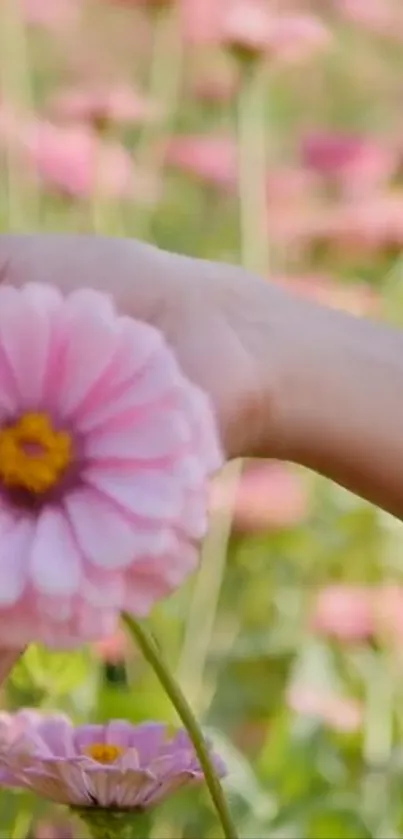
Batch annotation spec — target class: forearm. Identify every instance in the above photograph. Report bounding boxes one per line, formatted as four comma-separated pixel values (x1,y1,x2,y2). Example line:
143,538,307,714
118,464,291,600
267,290,403,519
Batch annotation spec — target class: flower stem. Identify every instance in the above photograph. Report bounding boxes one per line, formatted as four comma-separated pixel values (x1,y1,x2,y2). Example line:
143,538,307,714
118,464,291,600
236,59,270,275
131,3,183,240
0,0,39,230
73,806,150,839
122,613,238,839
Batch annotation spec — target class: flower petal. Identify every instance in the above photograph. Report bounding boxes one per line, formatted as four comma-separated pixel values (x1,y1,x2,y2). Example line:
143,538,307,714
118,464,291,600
56,299,120,418
65,489,167,569
0,516,32,605
0,285,54,406
83,468,182,521
85,412,190,462
29,509,81,596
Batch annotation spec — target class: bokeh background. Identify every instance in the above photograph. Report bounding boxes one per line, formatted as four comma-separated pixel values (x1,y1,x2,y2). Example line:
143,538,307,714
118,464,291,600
2,1,403,837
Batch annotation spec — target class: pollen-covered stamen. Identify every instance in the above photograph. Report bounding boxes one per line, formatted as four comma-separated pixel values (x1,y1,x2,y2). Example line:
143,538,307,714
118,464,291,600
85,743,125,764
0,412,72,494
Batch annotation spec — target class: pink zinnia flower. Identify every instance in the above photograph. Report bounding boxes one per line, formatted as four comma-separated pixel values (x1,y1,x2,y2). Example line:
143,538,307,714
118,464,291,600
287,685,363,733
165,135,237,189
0,284,221,648
48,84,160,131
93,629,128,664
302,132,397,198
311,585,374,642
21,0,80,29
0,712,225,811
22,122,138,200
220,3,331,63
210,462,309,532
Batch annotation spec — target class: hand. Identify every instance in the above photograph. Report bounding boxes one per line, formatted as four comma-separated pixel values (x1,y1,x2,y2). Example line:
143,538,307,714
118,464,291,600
0,233,285,459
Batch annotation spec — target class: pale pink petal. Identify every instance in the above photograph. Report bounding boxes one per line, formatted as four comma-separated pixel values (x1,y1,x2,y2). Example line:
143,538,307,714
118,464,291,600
85,413,190,462
65,489,168,569
29,509,81,596
0,517,33,605
83,468,183,520
80,566,125,608
56,302,120,418
0,285,54,405
34,715,75,757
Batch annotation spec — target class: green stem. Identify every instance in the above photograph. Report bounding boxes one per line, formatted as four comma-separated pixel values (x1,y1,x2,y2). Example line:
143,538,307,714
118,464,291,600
236,60,271,276
122,614,238,839
0,0,39,230
131,3,184,240
176,460,243,712
73,806,150,839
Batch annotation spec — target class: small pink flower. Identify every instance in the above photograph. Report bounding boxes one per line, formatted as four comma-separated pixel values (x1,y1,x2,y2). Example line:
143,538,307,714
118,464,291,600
22,122,138,200
220,3,331,63
219,0,273,56
21,0,80,29
287,685,363,733
48,84,161,130
311,585,374,642
302,132,397,197
179,0,224,45
93,629,128,664
0,712,226,809
210,462,309,532
165,135,237,189
0,284,222,648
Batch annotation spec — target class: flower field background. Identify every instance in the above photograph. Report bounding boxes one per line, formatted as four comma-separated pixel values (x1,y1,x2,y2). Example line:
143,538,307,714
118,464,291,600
2,1,403,837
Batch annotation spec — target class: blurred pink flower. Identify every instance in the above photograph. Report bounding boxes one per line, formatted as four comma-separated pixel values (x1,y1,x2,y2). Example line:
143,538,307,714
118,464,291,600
326,194,403,254
22,122,138,200
210,461,309,532
20,0,80,29
311,585,374,642
220,3,331,63
179,0,225,45
93,629,128,664
302,132,397,197
191,64,239,104
273,274,380,317
165,134,237,189
287,685,363,732
0,284,222,648
48,84,161,130
338,0,400,37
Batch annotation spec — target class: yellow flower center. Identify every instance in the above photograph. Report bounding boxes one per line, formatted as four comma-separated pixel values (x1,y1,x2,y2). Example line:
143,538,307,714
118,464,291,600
0,412,72,494
85,743,124,764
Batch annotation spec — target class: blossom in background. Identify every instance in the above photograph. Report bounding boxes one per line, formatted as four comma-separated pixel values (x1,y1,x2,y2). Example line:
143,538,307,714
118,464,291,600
0,284,222,648
93,628,128,664
0,712,225,810
21,122,138,200
21,0,80,29
210,461,309,533
48,84,161,131
301,131,397,198
165,134,237,189
219,1,331,63
287,685,363,733
311,585,374,642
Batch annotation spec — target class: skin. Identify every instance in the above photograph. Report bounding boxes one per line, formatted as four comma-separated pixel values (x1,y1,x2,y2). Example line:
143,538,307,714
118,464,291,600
1,233,403,520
